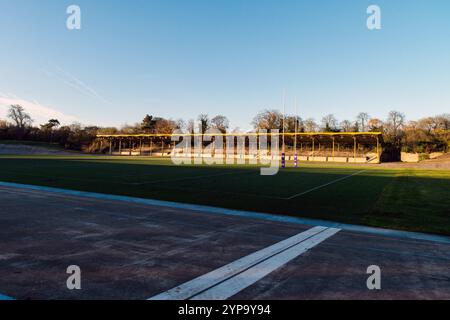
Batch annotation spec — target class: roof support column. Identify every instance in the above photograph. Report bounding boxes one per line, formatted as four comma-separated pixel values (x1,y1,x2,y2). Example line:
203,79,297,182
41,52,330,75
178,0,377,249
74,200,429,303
293,133,297,156
376,136,380,161
332,136,335,158
150,138,153,156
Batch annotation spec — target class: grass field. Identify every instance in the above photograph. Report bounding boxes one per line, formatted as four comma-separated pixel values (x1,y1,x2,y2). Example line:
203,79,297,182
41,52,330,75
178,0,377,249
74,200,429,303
0,155,449,236
0,140,64,149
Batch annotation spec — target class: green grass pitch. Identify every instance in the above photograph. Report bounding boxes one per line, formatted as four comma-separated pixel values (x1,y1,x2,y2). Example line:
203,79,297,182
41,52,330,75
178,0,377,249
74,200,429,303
0,155,449,236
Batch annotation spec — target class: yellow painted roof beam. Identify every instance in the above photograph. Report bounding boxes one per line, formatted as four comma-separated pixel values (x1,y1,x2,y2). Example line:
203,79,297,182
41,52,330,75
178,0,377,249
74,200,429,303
97,132,383,138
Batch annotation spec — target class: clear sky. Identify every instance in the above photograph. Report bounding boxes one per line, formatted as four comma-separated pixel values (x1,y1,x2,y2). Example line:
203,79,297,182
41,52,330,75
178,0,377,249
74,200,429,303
1,0,449,130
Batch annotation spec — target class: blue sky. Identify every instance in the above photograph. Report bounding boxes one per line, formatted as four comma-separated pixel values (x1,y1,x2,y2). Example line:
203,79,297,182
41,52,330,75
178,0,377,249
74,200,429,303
0,0,449,130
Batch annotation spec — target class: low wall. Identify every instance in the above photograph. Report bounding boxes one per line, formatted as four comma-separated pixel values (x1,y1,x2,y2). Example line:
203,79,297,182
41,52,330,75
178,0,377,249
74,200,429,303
328,157,348,163
309,156,327,162
348,157,368,163
429,152,444,159
401,152,420,163
113,152,381,164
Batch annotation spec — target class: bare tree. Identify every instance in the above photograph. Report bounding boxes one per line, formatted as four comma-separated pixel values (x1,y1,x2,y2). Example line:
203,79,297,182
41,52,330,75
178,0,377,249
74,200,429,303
186,119,195,134
321,114,338,132
97,127,118,135
434,114,450,130
198,114,210,134
304,118,318,132
174,119,185,131
356,112,370,132
386,110,405,143
252,110,283,130
340,120,353,132
7,105,33,128
285,115,303,133
417,117,436,134
120,123,139,134
211,115,230,133
155,118,177,134
368,118,383,132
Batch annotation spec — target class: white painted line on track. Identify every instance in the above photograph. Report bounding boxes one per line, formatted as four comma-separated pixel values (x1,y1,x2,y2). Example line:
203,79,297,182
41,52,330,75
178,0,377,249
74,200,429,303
149,226,328,300
284,170,367,200
191,227,340,300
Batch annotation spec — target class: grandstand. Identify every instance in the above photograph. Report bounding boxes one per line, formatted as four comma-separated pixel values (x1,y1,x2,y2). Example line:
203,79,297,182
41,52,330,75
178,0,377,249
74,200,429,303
95,132,383,164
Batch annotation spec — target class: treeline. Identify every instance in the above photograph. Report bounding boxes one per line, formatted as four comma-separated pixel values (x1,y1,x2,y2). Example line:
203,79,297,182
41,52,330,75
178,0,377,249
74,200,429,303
251,110,450,153
0,105,98,151
1,104,449,153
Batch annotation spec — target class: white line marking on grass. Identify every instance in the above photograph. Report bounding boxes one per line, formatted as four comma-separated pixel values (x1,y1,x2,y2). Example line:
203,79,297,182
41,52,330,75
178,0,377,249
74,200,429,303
148,226,328,300
285,170,367,200
191,227,340,300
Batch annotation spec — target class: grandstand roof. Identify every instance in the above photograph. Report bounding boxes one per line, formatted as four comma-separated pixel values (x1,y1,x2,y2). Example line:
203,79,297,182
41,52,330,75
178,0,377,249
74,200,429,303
97,132,383,144
97,132,383,138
